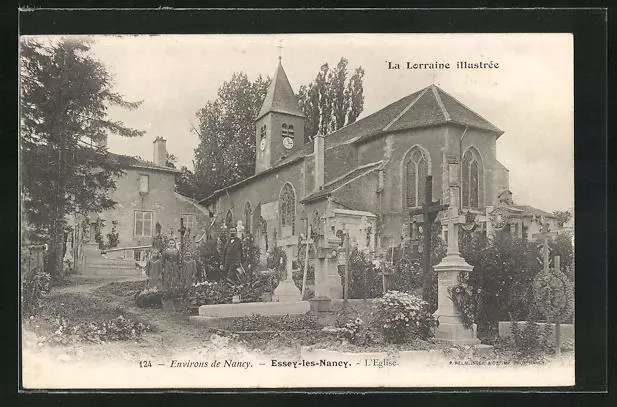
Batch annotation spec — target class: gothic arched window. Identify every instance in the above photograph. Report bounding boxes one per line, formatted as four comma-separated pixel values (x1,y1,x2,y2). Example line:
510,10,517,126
288,124,294,138
462,147,482,208
225,209,233,229
281,123,288,137
404,147,430,208
280,183,296,235
244,202,252,235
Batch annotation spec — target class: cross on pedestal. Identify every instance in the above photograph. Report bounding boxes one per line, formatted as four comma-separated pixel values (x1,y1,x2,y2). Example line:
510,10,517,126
533,223,558,272
408,175,448,301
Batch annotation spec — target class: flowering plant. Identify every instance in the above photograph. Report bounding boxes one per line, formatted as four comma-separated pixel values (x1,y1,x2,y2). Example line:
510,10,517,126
372,291,437,343
135,287,162,308
324,318,364,343
45,315,150,344
447,271,479,329
21,268,51,315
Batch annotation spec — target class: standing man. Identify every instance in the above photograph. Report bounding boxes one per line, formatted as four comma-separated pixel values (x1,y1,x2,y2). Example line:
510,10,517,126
221,227,243,284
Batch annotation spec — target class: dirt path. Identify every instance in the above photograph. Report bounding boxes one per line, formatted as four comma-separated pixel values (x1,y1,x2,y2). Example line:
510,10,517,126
21,276,575,389
23,276,231,366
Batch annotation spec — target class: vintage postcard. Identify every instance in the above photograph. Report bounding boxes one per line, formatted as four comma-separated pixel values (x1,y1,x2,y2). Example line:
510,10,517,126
20,33,574,389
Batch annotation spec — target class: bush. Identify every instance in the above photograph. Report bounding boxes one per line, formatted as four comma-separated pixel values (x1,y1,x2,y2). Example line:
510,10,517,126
459,230,541,337
228,313,320,331
383,225,446,310
324,317,365,343
106,222,120,249
372,291,437,343
21,268,51,315
347,248,383,299
266,246,287,280
503,320,551,364
196,238,222,281
180,270,280,308
135,287,162,308
46,315,151,344
241,233,261,273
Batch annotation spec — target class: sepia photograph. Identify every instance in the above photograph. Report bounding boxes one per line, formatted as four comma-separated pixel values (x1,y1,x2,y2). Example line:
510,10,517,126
19,33,575,389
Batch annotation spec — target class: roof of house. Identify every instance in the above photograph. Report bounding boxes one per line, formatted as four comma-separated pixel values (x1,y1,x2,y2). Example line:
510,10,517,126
108,152,180,174
324,84,503,147
301,161,383,203
256,61,306,121
495,160,509,172
506,205,557,219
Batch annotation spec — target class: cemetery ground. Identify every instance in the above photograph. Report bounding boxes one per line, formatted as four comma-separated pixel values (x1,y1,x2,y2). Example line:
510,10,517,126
21,274,574,388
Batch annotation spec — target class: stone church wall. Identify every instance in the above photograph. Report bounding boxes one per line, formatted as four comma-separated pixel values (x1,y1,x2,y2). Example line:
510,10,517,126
378,127,447,215
214,160,306,241
445,124,499,208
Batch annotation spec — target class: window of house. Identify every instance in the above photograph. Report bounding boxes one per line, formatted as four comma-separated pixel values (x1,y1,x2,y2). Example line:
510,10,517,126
280,183,296,235
462,147,482,208
134,211,153,237
182,213,196,232
405,147,429,208
139,174,149,194
244,202,252,235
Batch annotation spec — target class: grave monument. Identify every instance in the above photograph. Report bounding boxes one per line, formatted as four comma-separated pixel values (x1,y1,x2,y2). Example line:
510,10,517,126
432,157,481,345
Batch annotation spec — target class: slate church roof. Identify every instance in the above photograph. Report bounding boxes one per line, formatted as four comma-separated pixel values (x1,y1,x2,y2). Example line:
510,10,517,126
301,161,384,203
256,61,306,120
325,84,503,147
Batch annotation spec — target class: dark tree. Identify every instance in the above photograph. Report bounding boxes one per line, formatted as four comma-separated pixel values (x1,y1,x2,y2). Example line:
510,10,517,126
175,165,201,200
20,38,144,279
193,73,271,198
552,210,572,228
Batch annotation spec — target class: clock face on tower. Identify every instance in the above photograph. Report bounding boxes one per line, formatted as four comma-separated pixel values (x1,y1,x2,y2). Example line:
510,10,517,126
259,137,266,151
282,136,294,150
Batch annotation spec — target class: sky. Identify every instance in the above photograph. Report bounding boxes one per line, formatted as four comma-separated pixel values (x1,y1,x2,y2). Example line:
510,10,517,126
38,34,574,212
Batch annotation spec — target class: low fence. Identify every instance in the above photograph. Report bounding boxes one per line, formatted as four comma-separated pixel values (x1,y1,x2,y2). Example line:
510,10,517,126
102,245,152,266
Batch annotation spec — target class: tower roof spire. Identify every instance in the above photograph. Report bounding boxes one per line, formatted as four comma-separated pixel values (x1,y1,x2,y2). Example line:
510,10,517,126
256,60,305,121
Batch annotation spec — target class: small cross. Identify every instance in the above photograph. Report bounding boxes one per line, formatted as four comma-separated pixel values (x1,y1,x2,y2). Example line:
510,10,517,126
277,40,284,62
532,225,558,272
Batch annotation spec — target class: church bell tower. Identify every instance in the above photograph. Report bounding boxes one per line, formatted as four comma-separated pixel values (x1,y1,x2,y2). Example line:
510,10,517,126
255,60,305,174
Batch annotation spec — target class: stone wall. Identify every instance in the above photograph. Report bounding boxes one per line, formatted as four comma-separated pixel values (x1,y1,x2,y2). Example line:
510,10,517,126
213,160,306,243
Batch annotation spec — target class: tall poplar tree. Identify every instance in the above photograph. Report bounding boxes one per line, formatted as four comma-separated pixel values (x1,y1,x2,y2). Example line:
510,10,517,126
20,38,144,279
297,57,365,141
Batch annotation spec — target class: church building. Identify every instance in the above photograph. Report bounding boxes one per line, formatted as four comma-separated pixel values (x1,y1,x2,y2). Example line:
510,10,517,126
199,60,516,296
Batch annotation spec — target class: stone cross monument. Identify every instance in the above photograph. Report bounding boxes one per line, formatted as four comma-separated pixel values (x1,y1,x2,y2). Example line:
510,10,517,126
533,221,557,272
433,158,480,345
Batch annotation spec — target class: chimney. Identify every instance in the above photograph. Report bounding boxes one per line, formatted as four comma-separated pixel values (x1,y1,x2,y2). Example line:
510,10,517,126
314,133,325,191
153,137,167,166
